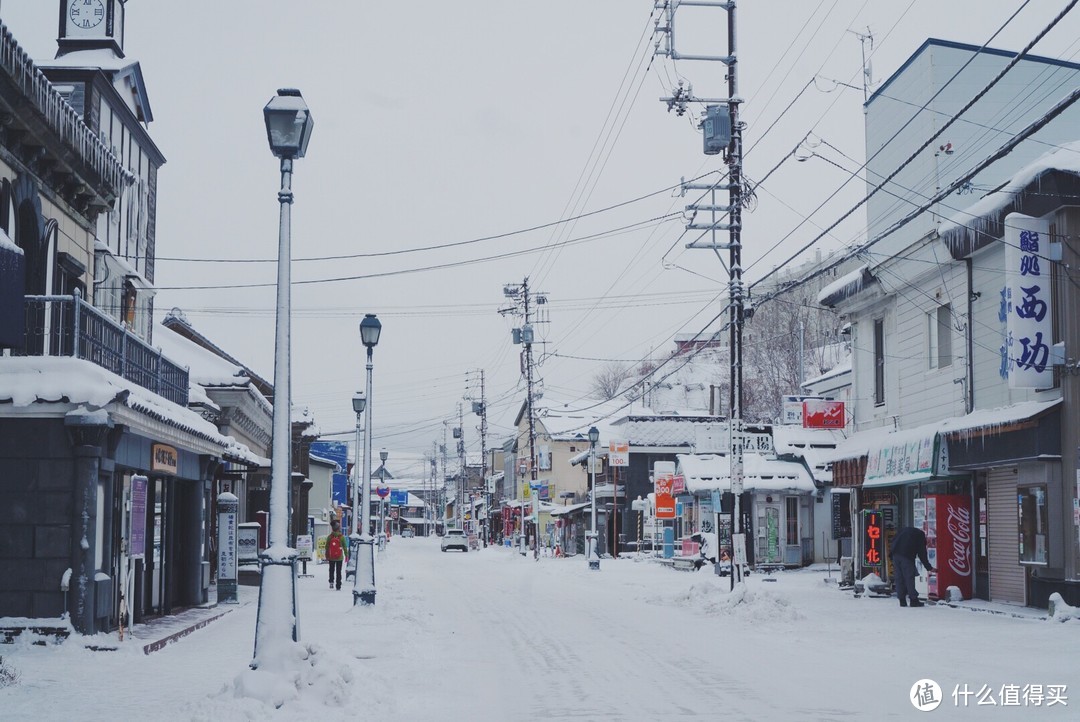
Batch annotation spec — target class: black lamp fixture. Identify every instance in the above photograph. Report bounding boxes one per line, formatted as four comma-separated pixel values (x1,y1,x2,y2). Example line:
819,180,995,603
360,313,382,349
263,89,314,159
352,391,366,415
588,426,600,446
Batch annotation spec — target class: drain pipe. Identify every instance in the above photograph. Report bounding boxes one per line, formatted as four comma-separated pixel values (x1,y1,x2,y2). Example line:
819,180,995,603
965,257,976,414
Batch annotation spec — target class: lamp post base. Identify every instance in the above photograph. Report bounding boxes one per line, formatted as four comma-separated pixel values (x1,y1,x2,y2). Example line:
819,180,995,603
252,550,299,668
585,532,600,571
351,535,376,606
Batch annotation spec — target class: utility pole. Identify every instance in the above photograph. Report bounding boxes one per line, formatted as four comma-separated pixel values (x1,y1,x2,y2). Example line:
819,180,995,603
441,423,449,530
656,0,746,588
467,369,489,546
500,277,548,552
456,402,465,530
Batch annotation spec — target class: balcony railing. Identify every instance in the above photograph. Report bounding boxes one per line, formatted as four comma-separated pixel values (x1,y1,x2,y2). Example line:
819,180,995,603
0,22,128,195
17,291,189,407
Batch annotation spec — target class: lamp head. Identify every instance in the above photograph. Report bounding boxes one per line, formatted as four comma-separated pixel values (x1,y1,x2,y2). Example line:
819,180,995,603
263,88,314,159
360,313,382,349
352,391,366,414
588,426,600,445
380,448,388,463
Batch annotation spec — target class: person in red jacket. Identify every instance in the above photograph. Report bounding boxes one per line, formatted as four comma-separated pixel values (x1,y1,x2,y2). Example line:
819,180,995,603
325,520,347,590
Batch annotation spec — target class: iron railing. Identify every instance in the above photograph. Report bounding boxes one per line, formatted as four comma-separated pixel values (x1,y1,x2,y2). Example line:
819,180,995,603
18,290,189,406
0,22,128,194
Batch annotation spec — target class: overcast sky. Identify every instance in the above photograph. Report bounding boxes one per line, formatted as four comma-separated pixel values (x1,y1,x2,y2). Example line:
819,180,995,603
3,1,1079,477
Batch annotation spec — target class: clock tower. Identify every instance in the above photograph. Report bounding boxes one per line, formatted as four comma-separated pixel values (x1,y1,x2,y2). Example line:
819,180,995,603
57,0,126,58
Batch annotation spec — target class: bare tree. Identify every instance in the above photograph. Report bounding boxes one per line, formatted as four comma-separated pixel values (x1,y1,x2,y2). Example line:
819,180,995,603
590,361,630,400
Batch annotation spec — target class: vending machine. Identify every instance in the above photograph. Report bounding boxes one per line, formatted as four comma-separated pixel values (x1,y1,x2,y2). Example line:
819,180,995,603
920,494,973,601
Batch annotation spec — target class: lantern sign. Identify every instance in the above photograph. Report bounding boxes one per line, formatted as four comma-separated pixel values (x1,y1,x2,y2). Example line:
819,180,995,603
1003,213,1053,389
862,510,884,568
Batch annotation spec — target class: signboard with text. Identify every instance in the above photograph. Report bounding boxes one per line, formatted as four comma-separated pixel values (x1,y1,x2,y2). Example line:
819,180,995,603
803,399,845,429
654,473,676,520
862,510,884,569
1004,213,1053,389
129,474,148,559
608,441,629,467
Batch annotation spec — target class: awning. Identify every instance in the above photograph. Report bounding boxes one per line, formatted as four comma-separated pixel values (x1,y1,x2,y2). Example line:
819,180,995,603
863,426,940,488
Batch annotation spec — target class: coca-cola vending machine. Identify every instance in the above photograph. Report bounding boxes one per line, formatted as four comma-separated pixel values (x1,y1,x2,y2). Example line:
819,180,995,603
917,494,973,601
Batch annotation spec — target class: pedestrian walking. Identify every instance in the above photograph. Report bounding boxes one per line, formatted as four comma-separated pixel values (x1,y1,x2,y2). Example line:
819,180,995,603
326,520,347,590
890,525,935,607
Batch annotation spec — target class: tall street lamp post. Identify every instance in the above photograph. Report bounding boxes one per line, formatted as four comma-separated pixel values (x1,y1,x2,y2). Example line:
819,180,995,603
353,313,382,605
253,89,314,668
349,391,366,579
378,448,388,550
587,426,600,571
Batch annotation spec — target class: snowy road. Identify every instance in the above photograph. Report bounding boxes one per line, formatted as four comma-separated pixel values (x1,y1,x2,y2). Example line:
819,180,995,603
2,536,1077,721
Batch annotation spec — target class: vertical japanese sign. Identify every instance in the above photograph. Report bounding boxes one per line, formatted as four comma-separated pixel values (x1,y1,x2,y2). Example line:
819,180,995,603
129,474,148,559
654,473,676,519
862,510,883,569
1003,213,1053,389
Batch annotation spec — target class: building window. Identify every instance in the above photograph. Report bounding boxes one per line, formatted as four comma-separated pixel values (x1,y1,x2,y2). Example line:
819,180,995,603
928,304,952,369
874,318,885,406
1018,485,1049,565
785,497,799,543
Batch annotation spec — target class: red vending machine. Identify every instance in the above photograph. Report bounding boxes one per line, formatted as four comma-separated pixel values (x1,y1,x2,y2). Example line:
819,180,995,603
922,494,973,601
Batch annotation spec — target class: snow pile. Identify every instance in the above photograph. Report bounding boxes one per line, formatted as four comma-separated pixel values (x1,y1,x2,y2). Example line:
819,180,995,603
664,580,802,622
1047,593,1079,623
196,642,355,715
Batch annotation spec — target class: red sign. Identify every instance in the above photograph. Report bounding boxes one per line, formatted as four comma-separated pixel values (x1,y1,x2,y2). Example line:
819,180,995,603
862,511,883,568
376,486,390,499
803,399,845,429
654,473,676,520
925,494,973,601
671,475,686,495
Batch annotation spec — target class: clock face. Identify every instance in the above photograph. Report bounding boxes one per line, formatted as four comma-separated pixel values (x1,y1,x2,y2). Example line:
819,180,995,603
69,0,106,31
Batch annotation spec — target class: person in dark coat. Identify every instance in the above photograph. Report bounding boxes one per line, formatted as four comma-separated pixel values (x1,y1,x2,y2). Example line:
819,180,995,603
890,526,935,607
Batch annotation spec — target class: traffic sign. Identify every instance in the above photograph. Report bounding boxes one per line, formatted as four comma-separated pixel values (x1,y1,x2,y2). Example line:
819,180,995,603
376,486,390,499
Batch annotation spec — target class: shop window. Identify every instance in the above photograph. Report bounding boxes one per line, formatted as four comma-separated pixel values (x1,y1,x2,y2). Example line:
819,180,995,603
873,319,885,406
928,304,952,369
1018,485,1049,565
785,497,798,543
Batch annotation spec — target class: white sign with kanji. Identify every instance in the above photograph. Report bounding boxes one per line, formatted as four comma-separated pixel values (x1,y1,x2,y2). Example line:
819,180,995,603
1003,213,1053,389
608,441,629,467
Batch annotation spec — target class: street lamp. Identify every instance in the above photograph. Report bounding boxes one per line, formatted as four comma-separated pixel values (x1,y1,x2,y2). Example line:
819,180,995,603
253,89,314,669
587,426,600,571
378,448,388,550
353,313,382,606
349,391,366,578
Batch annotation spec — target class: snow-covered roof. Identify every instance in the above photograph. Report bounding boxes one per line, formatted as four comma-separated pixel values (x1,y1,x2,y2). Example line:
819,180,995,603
676,452,815,493
309,454,340,470
817,265,875,307
771,426,845,483
940,141,1080,256
155,324,248,387
613,415,722,447
549,501,591,516
802,358,851,389
291,406,321,438
0,357,265,466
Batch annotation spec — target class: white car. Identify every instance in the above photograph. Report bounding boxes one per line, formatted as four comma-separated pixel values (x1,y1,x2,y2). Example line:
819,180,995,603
441,529,468,552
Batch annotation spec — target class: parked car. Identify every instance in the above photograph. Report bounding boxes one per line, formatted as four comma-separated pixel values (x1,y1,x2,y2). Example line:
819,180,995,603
400,528,415,538
441,529,468,552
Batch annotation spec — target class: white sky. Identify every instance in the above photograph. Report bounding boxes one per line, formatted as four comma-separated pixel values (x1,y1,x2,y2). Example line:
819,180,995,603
2,541,1076,719
3,1,1080,476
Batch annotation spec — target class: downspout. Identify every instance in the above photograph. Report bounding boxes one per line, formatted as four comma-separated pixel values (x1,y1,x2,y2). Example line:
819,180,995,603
965,257,975,413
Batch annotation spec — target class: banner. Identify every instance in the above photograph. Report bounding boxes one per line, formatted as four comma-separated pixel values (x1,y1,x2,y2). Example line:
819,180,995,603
1004,213,1053,389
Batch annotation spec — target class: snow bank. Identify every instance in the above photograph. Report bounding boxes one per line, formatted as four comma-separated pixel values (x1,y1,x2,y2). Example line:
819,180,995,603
1047,592,1078,623
657,579,803,623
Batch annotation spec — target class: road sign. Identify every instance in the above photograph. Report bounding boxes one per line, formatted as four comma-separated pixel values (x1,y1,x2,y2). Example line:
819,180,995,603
608,441,629,467
376,486,390,499
390,490,408,506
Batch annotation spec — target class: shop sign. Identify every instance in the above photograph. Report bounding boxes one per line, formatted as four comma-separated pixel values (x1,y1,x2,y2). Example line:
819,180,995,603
671,475,686,495
654,473,676,519
1003,213,1053,389
864,432,936,487
238,524,260,563
803,399,845,429
129,474,148,559
862,510,884,568
151,443,178,475
608,441,630,467
295,535,313,561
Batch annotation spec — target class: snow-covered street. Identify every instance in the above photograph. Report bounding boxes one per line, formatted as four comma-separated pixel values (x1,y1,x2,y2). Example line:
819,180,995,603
2,537,1077,720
